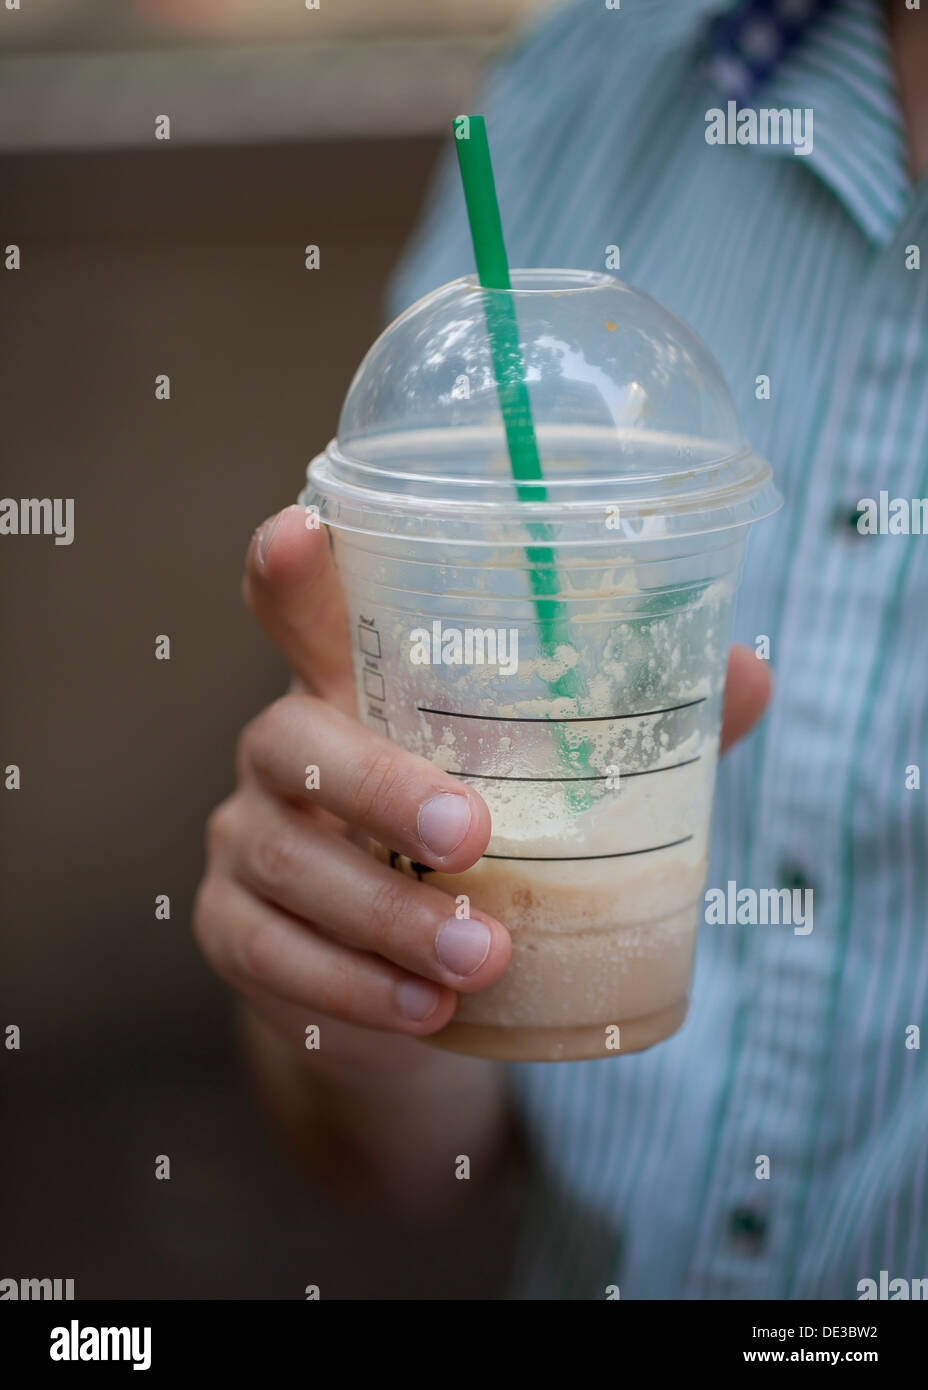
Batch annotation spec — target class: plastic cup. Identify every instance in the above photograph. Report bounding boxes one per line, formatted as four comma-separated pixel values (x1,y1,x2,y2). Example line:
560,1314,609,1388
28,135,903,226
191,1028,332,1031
302,268,781,1062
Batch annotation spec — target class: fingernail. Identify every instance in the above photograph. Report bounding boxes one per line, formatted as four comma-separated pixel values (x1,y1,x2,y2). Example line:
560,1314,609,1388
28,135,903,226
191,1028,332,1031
396,978,442,1022
256,513,282,570
435,917,491,977
417,793,471,858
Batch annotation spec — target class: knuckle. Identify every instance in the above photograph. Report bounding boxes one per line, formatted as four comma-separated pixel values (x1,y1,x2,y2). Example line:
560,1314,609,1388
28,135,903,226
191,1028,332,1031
204,799,236,860
236,707,273,779
240,915,281,988
262,692,297,729
240,695,306,782
349,748,405,823
249,825,301,892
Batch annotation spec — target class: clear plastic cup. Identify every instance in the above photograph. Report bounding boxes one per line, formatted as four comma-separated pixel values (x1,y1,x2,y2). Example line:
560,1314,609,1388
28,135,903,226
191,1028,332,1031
302,268,781,1062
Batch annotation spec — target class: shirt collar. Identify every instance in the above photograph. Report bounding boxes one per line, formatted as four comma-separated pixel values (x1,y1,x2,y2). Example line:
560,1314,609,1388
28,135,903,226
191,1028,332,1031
705,0,911,245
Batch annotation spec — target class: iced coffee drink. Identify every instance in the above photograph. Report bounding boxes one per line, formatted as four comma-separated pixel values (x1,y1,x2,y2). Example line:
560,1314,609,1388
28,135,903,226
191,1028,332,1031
369,592,723,1060
303,268,781,1061
426,751,714,1061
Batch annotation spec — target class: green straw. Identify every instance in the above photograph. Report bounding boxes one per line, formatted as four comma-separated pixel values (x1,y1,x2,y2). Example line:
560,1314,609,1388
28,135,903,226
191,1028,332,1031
453,115,593,798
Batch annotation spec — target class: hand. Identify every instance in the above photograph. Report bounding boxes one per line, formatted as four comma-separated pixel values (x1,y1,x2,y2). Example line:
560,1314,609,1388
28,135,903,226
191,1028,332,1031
194,506,772,1074
194,507,517,1087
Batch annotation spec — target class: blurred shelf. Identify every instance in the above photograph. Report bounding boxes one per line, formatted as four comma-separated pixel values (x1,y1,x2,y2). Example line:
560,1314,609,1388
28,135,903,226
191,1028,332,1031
0,0,548,52
0,36,499,152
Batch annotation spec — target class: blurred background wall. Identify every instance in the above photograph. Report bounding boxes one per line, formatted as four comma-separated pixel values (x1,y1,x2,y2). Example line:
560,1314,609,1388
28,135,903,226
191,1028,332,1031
0,0,555,1299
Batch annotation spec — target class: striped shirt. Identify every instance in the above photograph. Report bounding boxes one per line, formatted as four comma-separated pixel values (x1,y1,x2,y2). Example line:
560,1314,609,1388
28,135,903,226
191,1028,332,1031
386,0,928,1299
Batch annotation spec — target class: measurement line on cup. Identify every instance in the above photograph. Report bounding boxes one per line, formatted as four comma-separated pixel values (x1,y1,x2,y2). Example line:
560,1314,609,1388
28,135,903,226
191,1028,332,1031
482,834,694,861
449,756,701,783
416,697,706,723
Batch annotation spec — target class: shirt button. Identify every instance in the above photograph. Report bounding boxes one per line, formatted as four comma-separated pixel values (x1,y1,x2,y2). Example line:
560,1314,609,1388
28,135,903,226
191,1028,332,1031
728,1206,768,1253
832,502,867,536
779,862,816,896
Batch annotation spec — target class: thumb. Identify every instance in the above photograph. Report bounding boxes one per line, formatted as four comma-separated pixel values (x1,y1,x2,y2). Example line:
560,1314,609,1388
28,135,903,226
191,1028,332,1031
243,505,355,715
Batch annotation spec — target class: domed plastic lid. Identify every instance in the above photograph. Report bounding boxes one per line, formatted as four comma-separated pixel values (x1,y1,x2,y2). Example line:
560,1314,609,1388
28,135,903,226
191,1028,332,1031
304,269,781,547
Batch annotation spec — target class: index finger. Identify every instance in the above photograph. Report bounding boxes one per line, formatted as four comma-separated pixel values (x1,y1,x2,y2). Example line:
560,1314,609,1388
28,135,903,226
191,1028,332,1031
242,692,492,874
